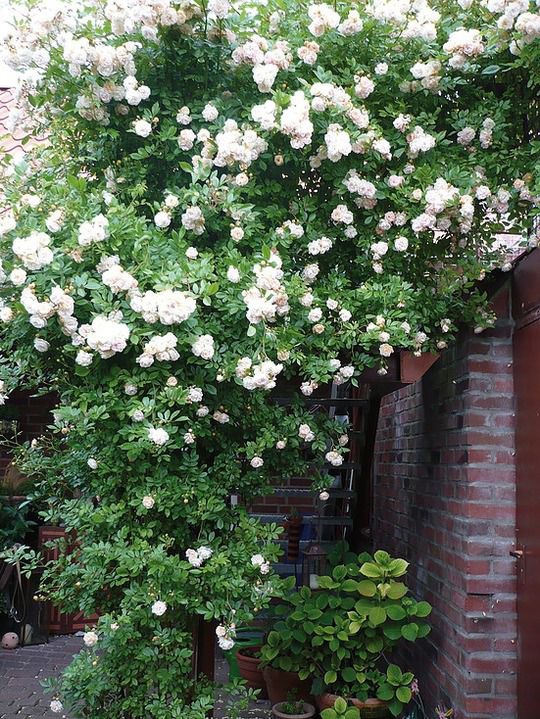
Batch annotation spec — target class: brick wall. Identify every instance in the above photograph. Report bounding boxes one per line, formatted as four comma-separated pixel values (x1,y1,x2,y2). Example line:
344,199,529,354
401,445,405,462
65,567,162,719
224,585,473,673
372,282,517,719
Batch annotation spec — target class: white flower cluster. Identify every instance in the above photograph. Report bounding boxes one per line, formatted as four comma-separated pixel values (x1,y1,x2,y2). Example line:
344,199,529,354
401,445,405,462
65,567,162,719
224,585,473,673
137,333,179,367
409,59,442,90
235,357,284,390
46,210,64,233
514,11,540,48
213,409,230,423
307,236,333,255
78,214,109,246
312,82,352,113
298,423,315,442
213,120,267,168
343,171,378,209
100,258,138,294
443,28,485,68
151,599,167,616
406,126,436,158
280,91,313,149
325,449,344,466
192,334,215,360
83,630,99,647
331,204,354,225
251,553,270,573
0,380,8,405
333,363,355,385
366,0,440,41
148,427,169,446
308,3,340,36
20,285,76,336
186,546,213,567
216,623,236,651
338,9,364,34
12,231,53,270
181,206,205,235
412,177,476,235
79,315,130,359
324,123,352,162
64,37,136,79
243,251,289,325
130,289,196,325
298,40,320,64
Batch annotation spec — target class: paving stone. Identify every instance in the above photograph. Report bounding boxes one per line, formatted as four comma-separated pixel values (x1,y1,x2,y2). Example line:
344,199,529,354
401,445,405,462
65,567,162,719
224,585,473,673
1,636,271,718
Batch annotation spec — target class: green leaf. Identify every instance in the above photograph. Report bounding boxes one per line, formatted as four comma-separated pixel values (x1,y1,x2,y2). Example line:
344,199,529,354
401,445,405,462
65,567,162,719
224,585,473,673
388,558,409,577
386,582,407,599
357,580,377,596
333,565,348,581
401,623,419,641
334,697,347,713
414,601,432,617
387,664,403,684
397,686,412,704
383,625,402,640
360,562,383,579
386,605,406,620
368,606,387,626
482,64,500,75
341,579,359,592
366,636,383,653
374,550,391,565
377,683,394,701
342,666,356,683
324,670,337,685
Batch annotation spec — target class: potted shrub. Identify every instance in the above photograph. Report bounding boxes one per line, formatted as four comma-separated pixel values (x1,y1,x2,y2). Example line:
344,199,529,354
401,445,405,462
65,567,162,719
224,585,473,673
236,644,268,698
272,690,316,719
261,550,431,718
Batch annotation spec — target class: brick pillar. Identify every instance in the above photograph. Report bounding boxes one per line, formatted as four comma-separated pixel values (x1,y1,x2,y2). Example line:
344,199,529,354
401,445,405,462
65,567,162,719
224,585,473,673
372,282,517,719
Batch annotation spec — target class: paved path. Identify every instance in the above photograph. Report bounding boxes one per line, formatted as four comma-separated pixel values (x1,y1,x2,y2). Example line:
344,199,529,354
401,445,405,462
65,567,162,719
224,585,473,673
0,636,271,718
0,636,81,719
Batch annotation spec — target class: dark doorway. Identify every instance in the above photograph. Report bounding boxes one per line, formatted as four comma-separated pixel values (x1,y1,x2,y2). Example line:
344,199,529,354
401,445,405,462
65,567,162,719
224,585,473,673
513,248,540,719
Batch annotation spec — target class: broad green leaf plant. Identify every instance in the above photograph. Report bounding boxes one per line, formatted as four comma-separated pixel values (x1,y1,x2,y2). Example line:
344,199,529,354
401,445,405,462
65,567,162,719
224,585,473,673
260,551,431,716
0,0,538,716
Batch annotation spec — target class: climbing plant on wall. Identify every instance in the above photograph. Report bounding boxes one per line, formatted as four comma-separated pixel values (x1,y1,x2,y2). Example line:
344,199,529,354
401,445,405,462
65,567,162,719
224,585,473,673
0,0,538,716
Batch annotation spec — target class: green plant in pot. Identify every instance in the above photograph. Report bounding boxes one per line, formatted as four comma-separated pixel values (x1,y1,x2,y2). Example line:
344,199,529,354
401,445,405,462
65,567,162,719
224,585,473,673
272,689,316,719
321,697,360,719
261,550,431,718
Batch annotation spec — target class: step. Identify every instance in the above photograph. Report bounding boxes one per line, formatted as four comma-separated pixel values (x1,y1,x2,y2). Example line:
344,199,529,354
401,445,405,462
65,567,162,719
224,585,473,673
269,486,356,499
272,397,369,408
252,513,354,527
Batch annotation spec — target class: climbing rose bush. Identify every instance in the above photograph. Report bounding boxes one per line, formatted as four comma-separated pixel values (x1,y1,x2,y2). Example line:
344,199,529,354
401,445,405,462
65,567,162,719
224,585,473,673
0,0,539,716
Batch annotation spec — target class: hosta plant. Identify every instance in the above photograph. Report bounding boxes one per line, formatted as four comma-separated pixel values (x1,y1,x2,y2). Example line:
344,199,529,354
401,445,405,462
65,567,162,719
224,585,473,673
260,551,431,715
0,0,538,716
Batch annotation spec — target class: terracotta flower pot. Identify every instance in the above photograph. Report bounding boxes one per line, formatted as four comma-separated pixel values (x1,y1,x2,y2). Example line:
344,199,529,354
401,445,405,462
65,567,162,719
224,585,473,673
236,646,267,698
263,666,314,706
316,692,391,719
272,701,316,719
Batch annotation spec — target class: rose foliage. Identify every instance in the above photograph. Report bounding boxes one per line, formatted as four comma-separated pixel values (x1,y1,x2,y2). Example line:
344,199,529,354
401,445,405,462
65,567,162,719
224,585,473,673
0,0,539,716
